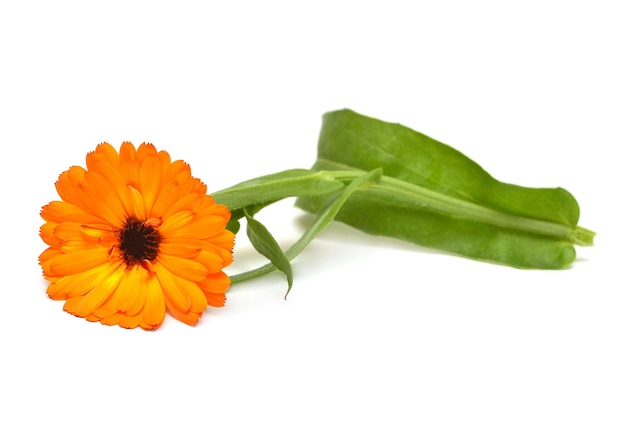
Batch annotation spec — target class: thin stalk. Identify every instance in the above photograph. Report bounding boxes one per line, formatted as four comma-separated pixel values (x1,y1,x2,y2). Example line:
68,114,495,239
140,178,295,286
229,168,382,285
215,168,594,247
375,176,594,246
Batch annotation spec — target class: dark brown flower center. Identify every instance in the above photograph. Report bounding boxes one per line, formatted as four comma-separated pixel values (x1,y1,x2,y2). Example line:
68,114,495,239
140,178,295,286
118,218,162,266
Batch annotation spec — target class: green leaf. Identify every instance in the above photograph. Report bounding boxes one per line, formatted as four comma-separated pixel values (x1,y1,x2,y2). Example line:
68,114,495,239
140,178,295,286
214,166,382,290
230,168,382,288
225,218,241,235
244,208,293,296
296,109,595,269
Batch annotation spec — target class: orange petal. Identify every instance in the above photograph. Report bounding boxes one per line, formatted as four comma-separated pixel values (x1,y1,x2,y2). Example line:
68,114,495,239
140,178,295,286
157,253,208,282
41,201,103,224
46,261,118,300
194,196,228,218
149,180,182,218
120,142,140,188
73,182,125,227
158,242,201,259
198,271,231,295
119,142,136,162
80,224,115,240
94,269,145,319
164,296,202,326
53,222,92,242
55,166,87,207
48,247,110,276
40,222,62,247
139,155,162,214
140,272,165,328
159,263,209,312
165,215,228,240
205,291,227,308
195,249,226,274
127,185,147,220
190,178,207,194
100,312,123,326
83,170,128,222
89,160,134,215
159,210,194,235
74,266,124,316
63,296,83,315
116,266,147,316
91,290,122,321
119,312,143,329
157,150,172,178
160,193,203,220
154,263,191,313
39,247,63,277
136,142,158,163
206,230,236,265
86,142,120,170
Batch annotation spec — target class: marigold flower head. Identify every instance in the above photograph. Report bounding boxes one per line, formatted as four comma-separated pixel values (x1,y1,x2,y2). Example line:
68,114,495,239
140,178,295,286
39,142,235,330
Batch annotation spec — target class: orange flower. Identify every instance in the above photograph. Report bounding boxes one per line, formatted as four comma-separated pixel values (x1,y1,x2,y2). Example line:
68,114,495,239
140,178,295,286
39,142,235,330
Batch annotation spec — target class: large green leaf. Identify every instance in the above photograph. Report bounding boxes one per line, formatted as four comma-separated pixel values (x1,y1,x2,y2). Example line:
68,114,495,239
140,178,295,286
296,109,594,269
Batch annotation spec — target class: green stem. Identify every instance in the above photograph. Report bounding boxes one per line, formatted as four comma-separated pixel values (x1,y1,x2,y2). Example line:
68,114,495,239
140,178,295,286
229,168,383,285
214,168,594,247
375,176,594,246
212,169,364,212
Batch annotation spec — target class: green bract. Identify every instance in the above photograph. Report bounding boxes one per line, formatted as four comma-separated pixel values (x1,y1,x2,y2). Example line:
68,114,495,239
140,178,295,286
213,109,595,289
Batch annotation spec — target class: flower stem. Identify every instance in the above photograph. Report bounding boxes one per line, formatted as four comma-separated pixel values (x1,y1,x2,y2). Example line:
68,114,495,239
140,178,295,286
215,167,594,285
214,168,594,247
374,175,595,246
228,168,382,286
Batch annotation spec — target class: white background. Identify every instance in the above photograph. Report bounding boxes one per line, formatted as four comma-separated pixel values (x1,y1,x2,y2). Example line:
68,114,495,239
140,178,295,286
1,1,624,441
